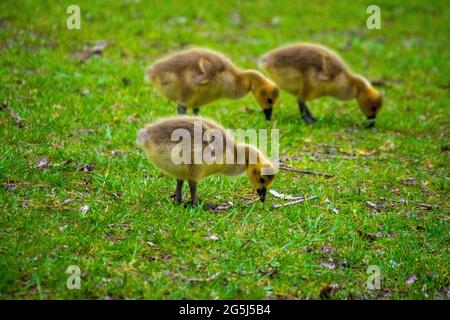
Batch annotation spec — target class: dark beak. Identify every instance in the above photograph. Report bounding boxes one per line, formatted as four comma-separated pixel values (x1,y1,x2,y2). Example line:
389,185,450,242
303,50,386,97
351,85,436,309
366,115,376,128
263,108,272,121
257,188,266,202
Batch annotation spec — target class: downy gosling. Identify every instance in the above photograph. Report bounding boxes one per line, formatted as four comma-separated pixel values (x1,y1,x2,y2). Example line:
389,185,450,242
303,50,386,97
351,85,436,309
259,43,383,126
145,48,279,120
137,116,276,209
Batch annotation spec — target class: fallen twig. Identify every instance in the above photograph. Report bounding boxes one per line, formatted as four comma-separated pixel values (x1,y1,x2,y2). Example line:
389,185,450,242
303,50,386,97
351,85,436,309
317,143,341,149
366,201,385,211
240,239,256,248
170,272,221,283
381,198,438,210
243,198,260,206
279,164,334,178
273,196,318,209
416,203,437,210
269,189,304,200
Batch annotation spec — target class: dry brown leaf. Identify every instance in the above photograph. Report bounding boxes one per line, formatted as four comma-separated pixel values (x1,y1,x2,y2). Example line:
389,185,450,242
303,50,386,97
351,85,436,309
357,230,378,242
319,283,339,300
35,157,51,169
259,268,277,277
321,262,336,270
75,41,108,63
380,140,395,151
73,128,96,135
403,177,417,185
406,275,418,285
424,158,433,170
110,103,123,111
241,106,255,114
206,234,219,241
10,110,22,125
213,203,232,211
91,41,108,55
80,205,90,214
127,115,138,123
77,163,94,172
175,272,221,283
4,181,16,191
366,201,385,211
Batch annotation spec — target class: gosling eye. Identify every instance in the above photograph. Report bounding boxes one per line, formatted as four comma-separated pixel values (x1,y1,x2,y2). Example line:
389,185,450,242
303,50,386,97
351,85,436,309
267,98,273,105
260,177,266,184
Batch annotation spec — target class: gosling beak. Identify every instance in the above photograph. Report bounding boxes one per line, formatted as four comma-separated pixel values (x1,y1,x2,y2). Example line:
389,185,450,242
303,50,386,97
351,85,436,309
263,108,272,121
366,115,376,128
257,188,267,203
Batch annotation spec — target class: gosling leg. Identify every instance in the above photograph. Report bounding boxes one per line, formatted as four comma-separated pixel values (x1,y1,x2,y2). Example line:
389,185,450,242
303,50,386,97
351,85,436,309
177,104,187,115
298,101,317,123
174,180,184,204
188,180,199,207
187,180,218,210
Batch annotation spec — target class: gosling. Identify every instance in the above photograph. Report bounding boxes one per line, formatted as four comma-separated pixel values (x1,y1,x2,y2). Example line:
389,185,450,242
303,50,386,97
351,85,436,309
137,116,276,209
145,48,279,121
259,43,383,126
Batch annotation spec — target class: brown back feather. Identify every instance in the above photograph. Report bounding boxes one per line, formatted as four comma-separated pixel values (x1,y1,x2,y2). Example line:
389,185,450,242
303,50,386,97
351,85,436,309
144,116,233,147
261,44,348,79
150,48,235,82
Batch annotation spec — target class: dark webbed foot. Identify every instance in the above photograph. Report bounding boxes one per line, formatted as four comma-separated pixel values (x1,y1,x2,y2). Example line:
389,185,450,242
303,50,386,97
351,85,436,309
365,116,376,128
204,203,219,211
298,101,317,123
178,105,187,115
303,115,317,123
193,107,200,115
184,202,220,211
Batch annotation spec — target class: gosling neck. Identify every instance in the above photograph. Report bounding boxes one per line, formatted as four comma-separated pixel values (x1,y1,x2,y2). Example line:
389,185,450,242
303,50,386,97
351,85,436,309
349,72,372,98
233,143,262,167
239,70,266,93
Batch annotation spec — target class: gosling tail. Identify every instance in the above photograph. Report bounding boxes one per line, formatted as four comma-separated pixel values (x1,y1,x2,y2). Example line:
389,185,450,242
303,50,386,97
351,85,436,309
144,66,156,84
136,128,151,147
258,54,270,70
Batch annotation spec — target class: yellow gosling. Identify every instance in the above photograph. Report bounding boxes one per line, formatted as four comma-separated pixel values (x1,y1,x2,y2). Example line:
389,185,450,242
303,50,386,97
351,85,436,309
146,48,279,120
137,116,276,209
260,43,383,126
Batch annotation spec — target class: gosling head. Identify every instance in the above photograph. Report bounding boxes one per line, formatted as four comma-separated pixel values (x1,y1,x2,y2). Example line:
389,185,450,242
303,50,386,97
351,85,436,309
252,79,279,121
357,86,383,127
246,163,276,202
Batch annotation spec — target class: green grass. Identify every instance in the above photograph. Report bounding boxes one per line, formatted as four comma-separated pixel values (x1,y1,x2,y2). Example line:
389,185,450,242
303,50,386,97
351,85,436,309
0,0,449,299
